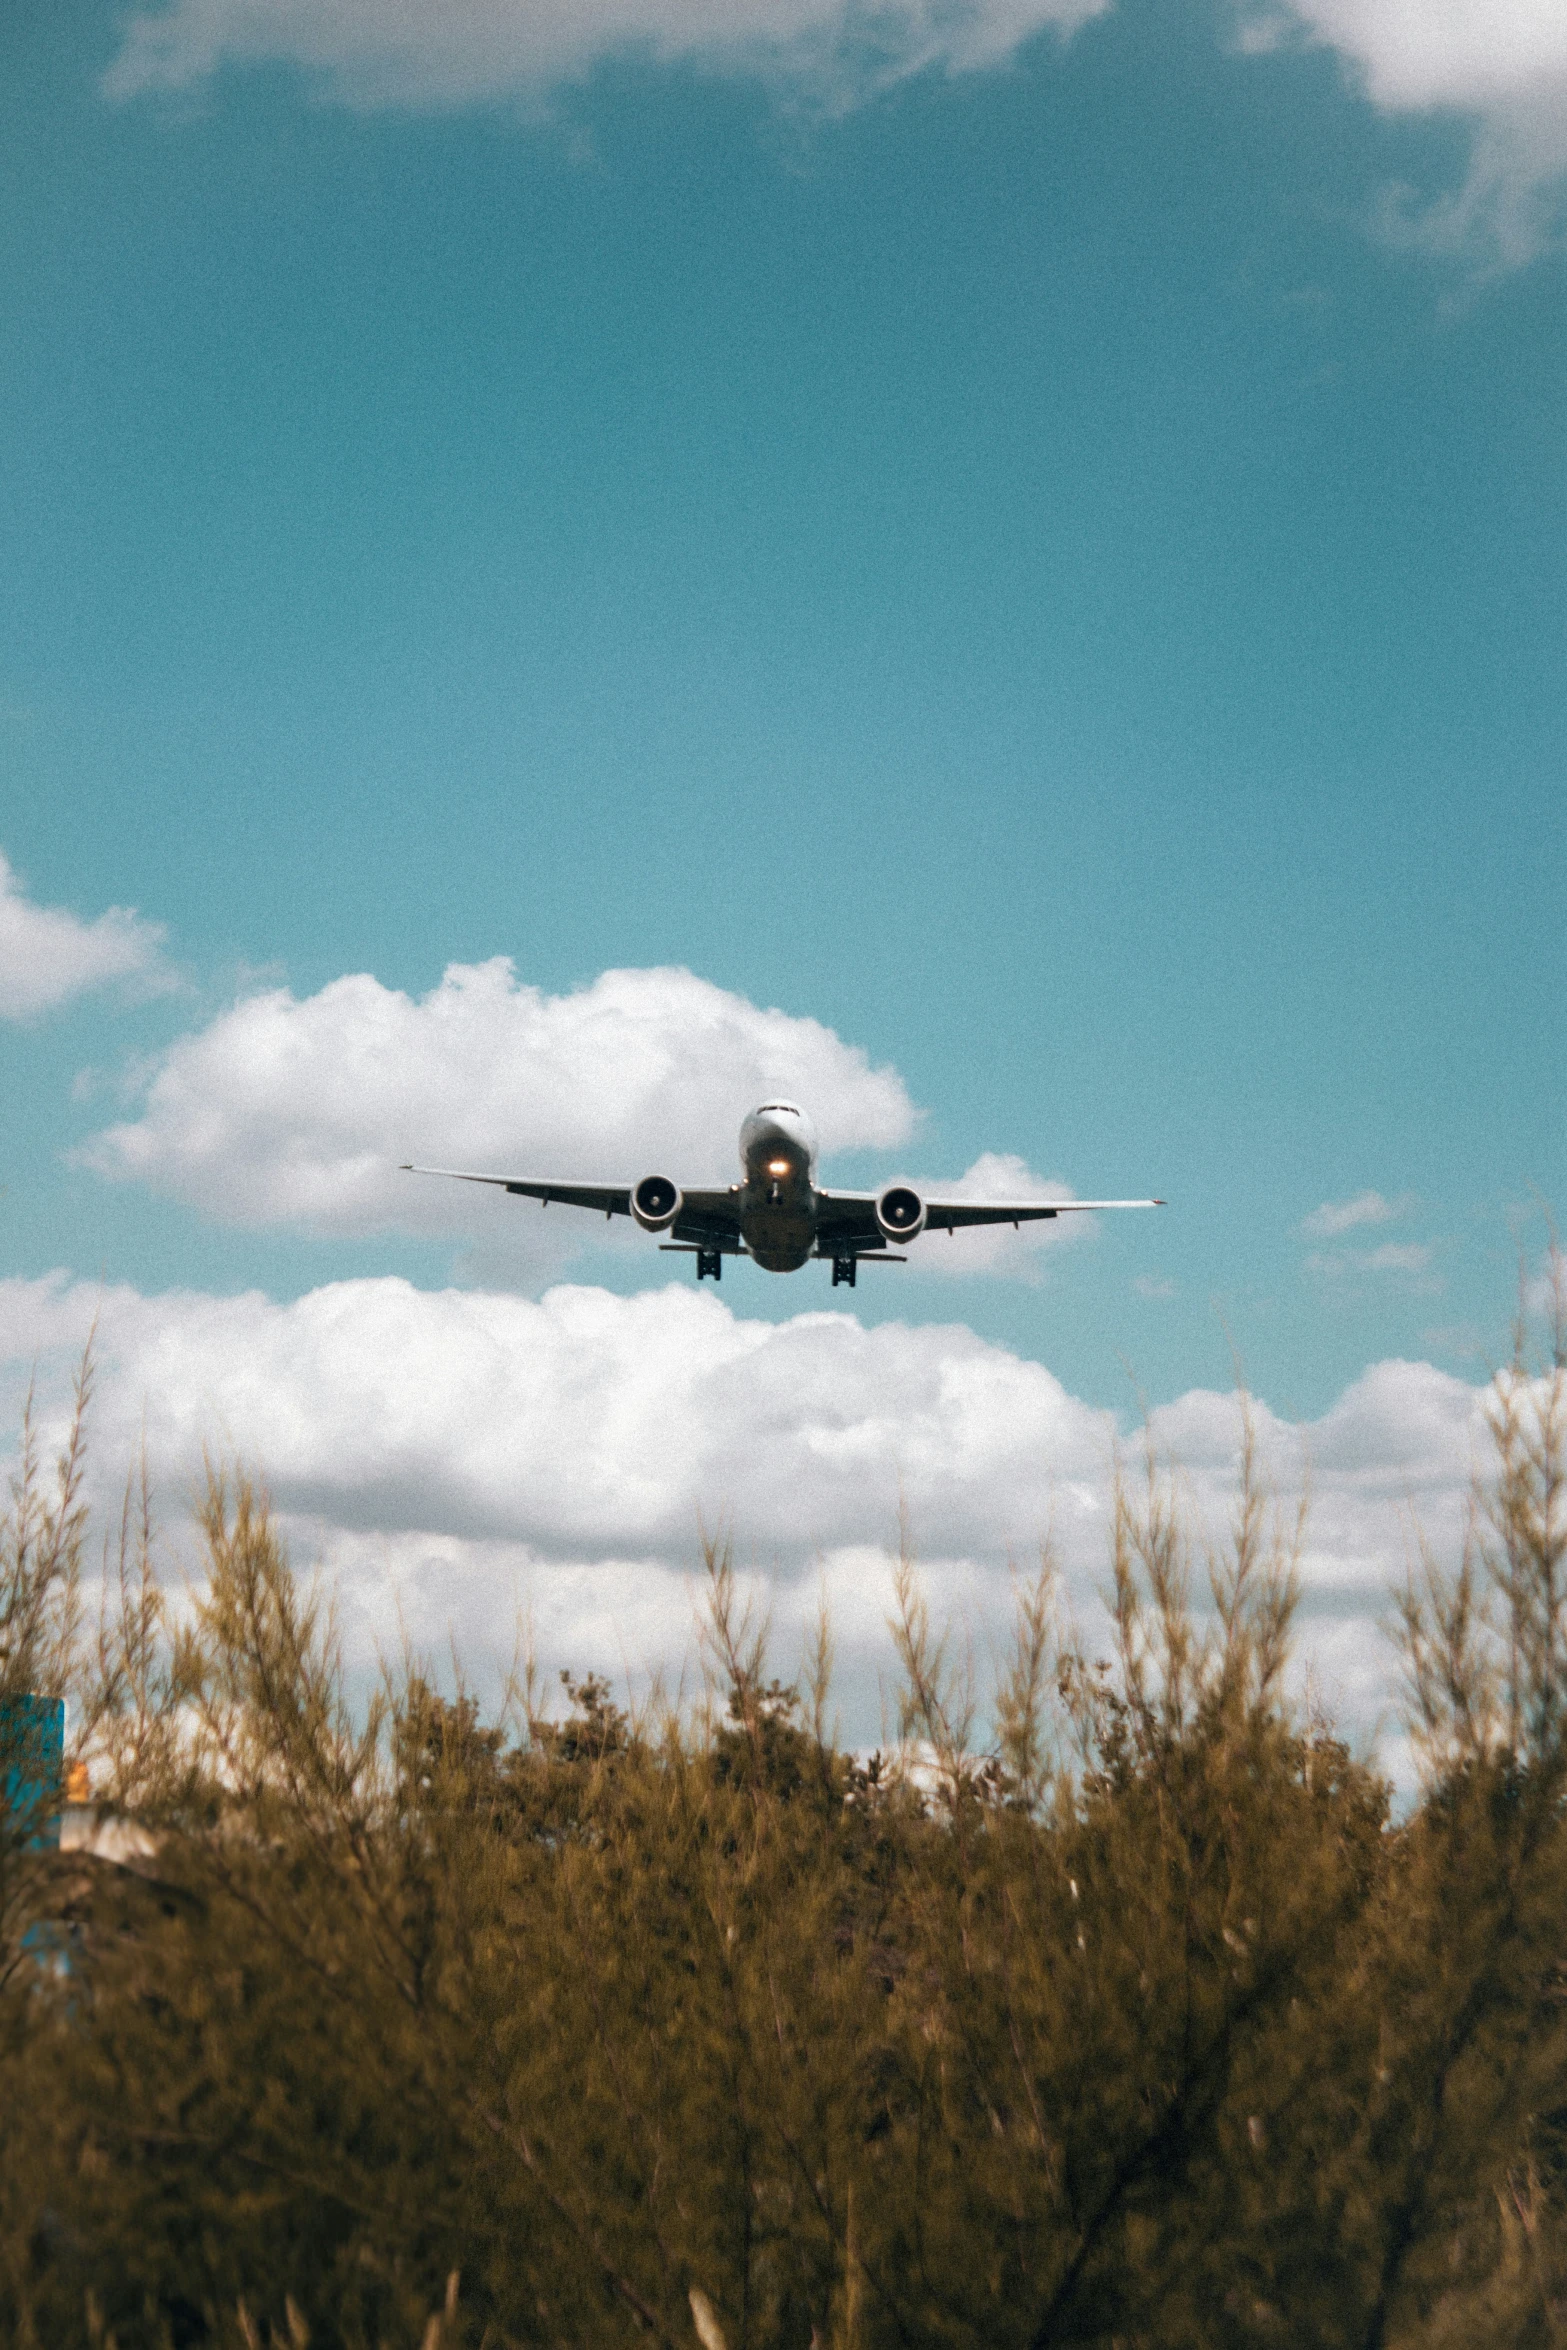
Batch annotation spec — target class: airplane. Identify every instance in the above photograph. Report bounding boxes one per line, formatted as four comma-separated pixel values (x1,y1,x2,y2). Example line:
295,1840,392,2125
404,1103,1163,1287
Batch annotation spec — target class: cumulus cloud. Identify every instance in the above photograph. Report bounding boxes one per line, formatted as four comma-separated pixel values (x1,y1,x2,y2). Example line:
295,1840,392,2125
0,852,170,1022
0,1270,1104,1557
1243,0,1567,263
81,960,916,1257
1258,0,1566,123
102,0,1109,112
0,1267,1493,1763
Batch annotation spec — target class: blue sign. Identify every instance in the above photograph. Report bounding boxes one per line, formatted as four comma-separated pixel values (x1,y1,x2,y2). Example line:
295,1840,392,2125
0,1693,66,1851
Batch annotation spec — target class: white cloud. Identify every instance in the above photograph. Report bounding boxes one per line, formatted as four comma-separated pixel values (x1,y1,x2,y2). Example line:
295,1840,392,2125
1133,1272,1177,1300
1362,1242,1433,1275
0,1267,1493,1765
1524,1246,1564,1329
1301,1189,1407,1240
0,852,170,1023
1243,0,1567,264
103,0,1109,112
99,0,1567,269
0,1270,1103,1558
81,960,916,1258
1260,0,1567,121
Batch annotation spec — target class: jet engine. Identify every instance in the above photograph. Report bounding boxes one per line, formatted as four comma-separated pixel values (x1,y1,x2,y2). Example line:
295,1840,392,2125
875,1183,926,1245
631,1174,684,1232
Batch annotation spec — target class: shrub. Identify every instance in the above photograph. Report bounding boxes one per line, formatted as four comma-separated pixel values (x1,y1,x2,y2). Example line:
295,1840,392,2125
0,1266,1561,2349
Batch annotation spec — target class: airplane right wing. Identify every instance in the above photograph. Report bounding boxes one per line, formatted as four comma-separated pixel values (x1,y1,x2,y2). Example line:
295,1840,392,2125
401,1166,634,1218
400,1166,745,1247
666,1192,745,1249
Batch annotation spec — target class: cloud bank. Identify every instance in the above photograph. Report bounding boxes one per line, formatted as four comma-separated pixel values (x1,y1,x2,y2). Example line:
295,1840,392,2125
1,1266,1492,1762
102,0,1109,111
0,853,170,1023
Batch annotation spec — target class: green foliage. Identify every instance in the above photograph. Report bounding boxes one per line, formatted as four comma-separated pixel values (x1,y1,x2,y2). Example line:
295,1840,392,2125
0,1266,1563,2348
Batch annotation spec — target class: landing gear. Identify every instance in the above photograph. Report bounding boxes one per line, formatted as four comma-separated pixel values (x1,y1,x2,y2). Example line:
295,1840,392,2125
831,1254,857,1288
697,1248,723,1282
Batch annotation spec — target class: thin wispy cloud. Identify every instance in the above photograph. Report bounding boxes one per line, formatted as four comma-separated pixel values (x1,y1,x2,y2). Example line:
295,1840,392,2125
102,0,1108,113
1134,1272,1178,1300
1300,1192,1439,1290
1304,1239,1440,1296
102,0,1567,268
0,851,172,1022
1362,1242,1433,1276
1525,1248,1565,1327
1301,1188,1409,1240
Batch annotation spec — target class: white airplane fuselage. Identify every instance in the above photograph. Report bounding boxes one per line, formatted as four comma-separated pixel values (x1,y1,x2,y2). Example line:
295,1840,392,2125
737,1101,820,1272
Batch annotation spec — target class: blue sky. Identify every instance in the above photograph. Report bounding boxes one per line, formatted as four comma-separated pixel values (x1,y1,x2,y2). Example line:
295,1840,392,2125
0,0,1562,1741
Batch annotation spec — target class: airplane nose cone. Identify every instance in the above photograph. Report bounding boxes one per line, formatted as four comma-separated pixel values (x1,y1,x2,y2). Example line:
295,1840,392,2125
747,1099,822,1175
742,1102,818,1170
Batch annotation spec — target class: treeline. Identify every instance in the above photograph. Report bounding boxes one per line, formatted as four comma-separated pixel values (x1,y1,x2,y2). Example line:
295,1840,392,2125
0,1299,1564,2350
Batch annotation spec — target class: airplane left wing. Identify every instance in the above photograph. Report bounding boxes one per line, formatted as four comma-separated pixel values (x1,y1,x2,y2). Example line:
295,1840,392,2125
921,1195,1164,1229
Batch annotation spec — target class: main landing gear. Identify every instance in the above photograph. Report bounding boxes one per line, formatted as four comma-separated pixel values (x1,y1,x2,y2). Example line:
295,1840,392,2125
831,1254,857,1288
696,1248,724,1281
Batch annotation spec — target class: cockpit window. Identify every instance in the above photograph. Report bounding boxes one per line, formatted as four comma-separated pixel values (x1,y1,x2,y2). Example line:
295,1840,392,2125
758,1102,800,1115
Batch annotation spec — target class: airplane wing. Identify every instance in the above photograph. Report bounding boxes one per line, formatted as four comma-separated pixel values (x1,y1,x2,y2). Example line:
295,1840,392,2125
400,1166,743,1243
815,1190,1164,1245
668,1192,744,1246
402,1166,634,1217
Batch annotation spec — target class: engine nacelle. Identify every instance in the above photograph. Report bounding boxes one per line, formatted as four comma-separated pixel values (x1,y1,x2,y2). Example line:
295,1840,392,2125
875,1183,926,1245
632,1174,684,1232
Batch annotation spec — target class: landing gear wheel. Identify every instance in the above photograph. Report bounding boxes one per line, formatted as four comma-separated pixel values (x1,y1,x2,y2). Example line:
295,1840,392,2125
831,1255,857,1288
697,1248,723,1281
